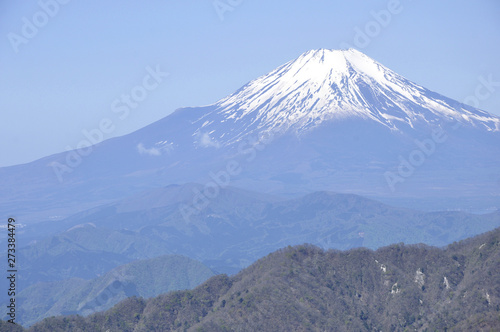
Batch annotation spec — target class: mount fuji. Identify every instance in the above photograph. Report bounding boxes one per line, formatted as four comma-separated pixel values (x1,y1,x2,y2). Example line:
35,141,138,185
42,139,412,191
1,49,500,223
202,49,499,139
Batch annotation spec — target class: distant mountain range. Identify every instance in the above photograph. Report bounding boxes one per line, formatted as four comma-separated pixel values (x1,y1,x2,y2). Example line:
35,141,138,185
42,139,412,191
2,48,500,330
13,185,500,282
4,183,499,327
7,226,499,331
15,255,215,327
1,49,499,228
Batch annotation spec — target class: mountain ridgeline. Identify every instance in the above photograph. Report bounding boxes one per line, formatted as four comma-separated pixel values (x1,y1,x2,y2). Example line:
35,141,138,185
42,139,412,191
4,226,499,331
1,48,499,330
1,49,499,227
15,255,215,327
13,186,500,284
4,186,499,328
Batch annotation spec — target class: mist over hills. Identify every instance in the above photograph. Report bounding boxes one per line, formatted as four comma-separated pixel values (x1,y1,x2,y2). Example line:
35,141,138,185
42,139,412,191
6,225,499,331
4,184,498,327
13,185,500,284
1,49,499,226
16,255,215,327
2,48,500,330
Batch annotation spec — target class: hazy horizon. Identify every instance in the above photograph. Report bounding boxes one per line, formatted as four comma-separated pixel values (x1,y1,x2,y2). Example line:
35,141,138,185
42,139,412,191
1,0,499,167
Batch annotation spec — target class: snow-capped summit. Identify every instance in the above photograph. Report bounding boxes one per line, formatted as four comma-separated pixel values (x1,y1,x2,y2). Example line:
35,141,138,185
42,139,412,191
195,48,499,144
2,48,499,224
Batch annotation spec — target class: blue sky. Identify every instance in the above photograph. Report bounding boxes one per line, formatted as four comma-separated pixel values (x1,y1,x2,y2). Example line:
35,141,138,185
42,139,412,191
1,0,499,167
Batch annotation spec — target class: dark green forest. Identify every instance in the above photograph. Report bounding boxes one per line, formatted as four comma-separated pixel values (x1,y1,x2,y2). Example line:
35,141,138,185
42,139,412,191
4,227,500,331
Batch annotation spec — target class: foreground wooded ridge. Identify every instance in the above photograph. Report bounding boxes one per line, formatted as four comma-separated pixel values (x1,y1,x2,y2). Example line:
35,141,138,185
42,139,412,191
3,226,500,331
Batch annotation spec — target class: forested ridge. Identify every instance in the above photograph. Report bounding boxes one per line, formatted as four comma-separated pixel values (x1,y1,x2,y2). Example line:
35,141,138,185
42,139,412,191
4,227,500,331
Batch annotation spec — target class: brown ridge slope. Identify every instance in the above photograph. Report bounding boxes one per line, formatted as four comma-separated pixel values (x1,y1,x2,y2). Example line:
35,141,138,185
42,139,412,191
6,227,500,331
